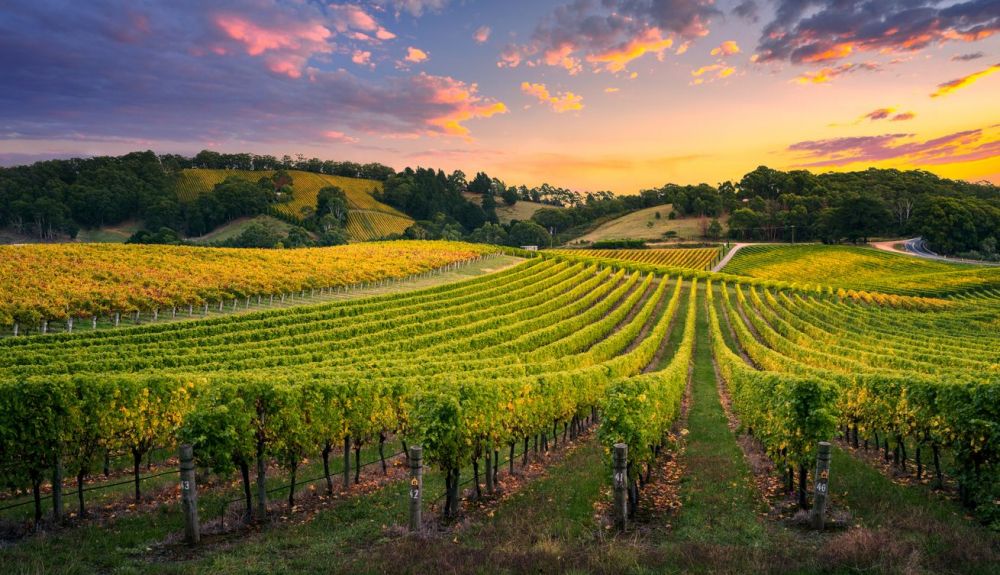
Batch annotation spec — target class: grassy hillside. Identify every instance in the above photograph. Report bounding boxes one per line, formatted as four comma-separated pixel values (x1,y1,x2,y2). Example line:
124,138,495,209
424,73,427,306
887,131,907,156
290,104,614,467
724,244,1000,297
576,205,728,244
187,215,297,244
176,169,413,241
462,192,557,224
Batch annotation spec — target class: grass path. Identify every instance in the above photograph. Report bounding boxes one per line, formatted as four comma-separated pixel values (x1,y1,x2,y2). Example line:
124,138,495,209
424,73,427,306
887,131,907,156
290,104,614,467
671,284,765,546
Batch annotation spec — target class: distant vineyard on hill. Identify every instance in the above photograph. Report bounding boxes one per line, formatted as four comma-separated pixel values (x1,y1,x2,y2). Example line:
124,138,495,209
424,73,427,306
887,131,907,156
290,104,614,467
0,241,492,326
175,169,413,241
550,248,721,271
723,244,1000,298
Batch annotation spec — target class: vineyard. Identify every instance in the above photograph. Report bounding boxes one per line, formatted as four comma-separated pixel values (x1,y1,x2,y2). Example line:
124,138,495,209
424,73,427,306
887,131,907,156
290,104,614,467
549,248,722,271
175,169,414,240
0,242,493,329
724,244,1000,297
345,210,414,241
0,243,997,573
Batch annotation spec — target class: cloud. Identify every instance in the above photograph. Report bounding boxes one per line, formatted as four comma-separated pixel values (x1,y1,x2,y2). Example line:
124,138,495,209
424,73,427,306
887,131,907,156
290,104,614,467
405,47,429,63
417,73,508,136
754,1,1000,65
710,40,740,56
473,25,491,44
323,131,360,143
352,50,373,67
520,82,584,113
931,63,1000,97
864,108,894,121
952,51,984,61
584,28,675,73
861,108,916,122
793,62,880,84
328,3,396,42
213,13,332,78
691,63,735,79
374,0,450,18
0,2,507,143
498,0,719,74
732,1,759,23
787,128,1000,168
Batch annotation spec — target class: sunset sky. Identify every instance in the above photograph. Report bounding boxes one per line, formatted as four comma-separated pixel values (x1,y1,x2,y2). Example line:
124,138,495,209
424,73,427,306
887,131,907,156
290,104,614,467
1,0,998,193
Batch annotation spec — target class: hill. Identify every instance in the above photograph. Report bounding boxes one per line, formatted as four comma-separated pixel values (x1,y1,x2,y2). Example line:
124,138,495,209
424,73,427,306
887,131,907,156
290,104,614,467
723,244,1000,297
462,192,557,224
574,205,728,244
176,169,413,241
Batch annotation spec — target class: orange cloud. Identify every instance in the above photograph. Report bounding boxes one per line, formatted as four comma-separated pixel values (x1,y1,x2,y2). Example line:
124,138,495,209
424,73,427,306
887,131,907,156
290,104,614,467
405,47,429,63
419,74,508,136
691,64,735,81
794,62,879,84
931,63,1000,97
710,41,740,56
800,42,854,63
520,82,584,113
585,28,673,73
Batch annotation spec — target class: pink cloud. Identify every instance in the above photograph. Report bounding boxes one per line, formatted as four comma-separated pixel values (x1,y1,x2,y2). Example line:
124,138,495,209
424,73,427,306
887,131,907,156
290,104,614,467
352,50,373,67
473,25,491,44
323,130,360,143
214,14,332,78
329,4,396,42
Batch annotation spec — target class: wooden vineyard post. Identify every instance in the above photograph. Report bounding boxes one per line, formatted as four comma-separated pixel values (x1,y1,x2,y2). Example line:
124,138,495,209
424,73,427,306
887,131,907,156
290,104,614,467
179,444,200,545
343,436,351,490
613,443,628,531
409,446,423,532
52,456,63,522
810,442,831,530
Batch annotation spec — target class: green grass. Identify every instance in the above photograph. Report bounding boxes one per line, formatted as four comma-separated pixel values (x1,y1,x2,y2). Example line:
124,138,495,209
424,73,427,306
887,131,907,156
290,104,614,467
461,192,557,224
671,287,765,546
575,206,729,244
75,221,141,243
187,215,297,244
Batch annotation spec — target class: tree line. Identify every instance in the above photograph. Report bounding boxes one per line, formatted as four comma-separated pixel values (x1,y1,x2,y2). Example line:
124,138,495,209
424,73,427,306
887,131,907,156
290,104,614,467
2,151,996,257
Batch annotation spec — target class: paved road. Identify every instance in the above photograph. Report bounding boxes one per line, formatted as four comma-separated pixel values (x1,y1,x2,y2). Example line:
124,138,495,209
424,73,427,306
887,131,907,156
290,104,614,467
712,243,752,272
870,237,1000,266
